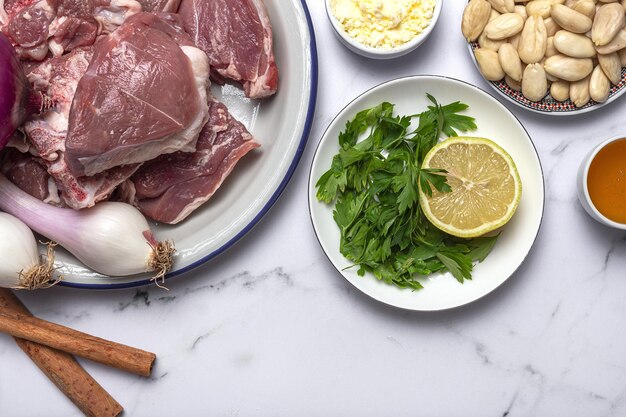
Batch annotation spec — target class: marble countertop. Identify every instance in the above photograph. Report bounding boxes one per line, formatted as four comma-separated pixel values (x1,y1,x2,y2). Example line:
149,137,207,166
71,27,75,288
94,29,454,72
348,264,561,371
3,2,626,416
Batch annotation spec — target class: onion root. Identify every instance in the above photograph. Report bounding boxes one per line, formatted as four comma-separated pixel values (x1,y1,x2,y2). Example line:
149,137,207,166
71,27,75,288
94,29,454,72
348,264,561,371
17,242,60,290
149,240,175,290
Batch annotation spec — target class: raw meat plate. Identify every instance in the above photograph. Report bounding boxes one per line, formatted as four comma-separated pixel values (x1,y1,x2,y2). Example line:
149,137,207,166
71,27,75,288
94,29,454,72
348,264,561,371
54,0,317,288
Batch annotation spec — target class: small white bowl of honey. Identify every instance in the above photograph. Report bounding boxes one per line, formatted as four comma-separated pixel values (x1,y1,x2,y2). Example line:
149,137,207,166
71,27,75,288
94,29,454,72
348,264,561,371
577,135,626,230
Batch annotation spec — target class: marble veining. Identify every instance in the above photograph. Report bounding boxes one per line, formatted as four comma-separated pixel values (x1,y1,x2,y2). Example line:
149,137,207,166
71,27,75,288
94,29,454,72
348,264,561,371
2,2,626,417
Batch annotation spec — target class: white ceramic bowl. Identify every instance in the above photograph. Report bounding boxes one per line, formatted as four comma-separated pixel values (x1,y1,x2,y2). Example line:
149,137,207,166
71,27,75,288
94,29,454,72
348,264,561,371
325,0,442,59
577,134,626,230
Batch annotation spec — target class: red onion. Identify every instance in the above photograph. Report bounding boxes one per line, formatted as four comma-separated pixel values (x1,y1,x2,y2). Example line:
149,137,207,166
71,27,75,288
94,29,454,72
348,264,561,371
0,33,47,149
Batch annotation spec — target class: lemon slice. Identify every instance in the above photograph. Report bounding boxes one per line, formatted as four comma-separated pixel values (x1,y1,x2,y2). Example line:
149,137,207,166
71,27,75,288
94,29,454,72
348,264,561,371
419,136,522,238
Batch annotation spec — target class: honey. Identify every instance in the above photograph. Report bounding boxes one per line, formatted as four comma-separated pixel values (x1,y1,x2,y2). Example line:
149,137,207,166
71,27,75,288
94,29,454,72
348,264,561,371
587,138,626,224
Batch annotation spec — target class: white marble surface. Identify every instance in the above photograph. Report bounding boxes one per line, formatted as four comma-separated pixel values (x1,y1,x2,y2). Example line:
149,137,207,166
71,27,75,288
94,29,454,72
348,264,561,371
3,2,626,416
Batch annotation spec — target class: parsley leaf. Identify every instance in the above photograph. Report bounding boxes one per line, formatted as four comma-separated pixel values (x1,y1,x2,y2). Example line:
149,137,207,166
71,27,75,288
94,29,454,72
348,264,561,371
419,168,451,197
468,234,500,262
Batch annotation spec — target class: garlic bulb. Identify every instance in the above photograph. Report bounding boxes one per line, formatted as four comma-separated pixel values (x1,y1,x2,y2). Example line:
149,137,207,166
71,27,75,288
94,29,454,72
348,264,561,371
0,212,56,289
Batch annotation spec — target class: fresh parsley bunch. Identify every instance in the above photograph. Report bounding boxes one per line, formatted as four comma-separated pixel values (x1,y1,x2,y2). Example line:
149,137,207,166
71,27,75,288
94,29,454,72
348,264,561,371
316,95,499,290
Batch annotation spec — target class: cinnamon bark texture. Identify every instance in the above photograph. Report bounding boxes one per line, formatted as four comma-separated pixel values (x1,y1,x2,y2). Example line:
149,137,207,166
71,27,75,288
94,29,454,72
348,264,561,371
0,289,123,417
0,298,156,376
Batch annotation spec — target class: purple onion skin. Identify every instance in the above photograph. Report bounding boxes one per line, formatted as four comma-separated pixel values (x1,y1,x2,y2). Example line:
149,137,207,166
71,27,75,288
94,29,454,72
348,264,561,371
0,33,30,150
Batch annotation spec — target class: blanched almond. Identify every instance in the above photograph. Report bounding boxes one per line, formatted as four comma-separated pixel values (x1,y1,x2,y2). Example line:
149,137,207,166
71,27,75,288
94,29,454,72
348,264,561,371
505,74,522,91
510,32,522,48
479,31,508,50
544,17,562,36
519,16,548,63
595,29,626,53
462,0,493,41
542,57,560,81
475,48,506,80
499,43,524,80
527,0,555,18
598,52,623,83
515,5,529,19
592,3,625,46
589,65,611,102
550,80,571,100
522,63,549,100
553,30,597,57
489,9,502,22
550,4,593,33
572,0,597,19
485,13,525,39
544,54,594,80
619,47,626,65
546,36,559,56
570,74,592,106
488,0,515,13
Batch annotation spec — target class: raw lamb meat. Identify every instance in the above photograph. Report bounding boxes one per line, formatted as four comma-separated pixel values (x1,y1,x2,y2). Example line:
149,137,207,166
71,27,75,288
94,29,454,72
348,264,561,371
0,147,60,203
178,0,278,99
1,0,142,59
2,0,56,60
23,47,140,209
121,99,260,224
135,0,180,12
48,0,142,56
64,12,210,177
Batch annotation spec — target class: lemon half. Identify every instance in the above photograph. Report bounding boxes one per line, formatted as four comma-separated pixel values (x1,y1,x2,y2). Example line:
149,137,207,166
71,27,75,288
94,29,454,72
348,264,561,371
419,136,522,238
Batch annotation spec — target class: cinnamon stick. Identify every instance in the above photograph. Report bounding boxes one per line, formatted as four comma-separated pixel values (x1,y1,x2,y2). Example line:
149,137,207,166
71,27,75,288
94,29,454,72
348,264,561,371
0,289,123,417
0,304,156,377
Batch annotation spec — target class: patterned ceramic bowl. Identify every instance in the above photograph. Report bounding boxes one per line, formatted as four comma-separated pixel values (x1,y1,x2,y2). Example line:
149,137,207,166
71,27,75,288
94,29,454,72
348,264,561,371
467,42,626,116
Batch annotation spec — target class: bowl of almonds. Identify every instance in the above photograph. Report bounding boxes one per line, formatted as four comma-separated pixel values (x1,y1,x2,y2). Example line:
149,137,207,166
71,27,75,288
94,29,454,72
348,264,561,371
463,0,626,115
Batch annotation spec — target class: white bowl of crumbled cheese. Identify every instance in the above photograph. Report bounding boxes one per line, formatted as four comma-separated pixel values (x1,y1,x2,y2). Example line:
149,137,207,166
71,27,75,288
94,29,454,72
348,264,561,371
325,0,442,59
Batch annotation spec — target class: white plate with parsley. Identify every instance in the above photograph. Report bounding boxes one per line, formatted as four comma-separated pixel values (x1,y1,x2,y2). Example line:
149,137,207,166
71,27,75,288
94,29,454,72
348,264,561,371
308,75,544,311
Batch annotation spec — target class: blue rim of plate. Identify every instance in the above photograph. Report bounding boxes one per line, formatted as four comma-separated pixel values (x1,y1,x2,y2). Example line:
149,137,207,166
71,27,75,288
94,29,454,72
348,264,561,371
468,42,626,115
308,75,545,311
59,0,319,290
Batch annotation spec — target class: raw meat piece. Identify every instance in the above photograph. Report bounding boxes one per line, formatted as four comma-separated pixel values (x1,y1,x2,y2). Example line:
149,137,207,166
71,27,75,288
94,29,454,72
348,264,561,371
135,0,180,12
0,147,59,203
3,0,55,60
91,0,142,32
123,99,260,224
1,0,142,60
47,16,97,56
2,0,39,17
47,0,100,56
49,0,142,56
6,0,54,47
64,12,210,177
178,0,278,99
24,48,140,209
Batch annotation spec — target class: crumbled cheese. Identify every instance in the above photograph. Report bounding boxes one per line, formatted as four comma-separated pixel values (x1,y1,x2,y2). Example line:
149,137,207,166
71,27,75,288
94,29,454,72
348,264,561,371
330,0,436,49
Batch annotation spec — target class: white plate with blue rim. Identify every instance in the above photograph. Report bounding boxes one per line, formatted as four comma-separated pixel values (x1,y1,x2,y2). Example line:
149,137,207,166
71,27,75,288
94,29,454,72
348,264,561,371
56,0,318,289
308,75,544,311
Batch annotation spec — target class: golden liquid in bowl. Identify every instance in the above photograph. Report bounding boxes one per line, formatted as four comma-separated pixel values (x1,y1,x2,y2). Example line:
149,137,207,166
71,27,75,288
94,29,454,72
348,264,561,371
587,138,626,224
